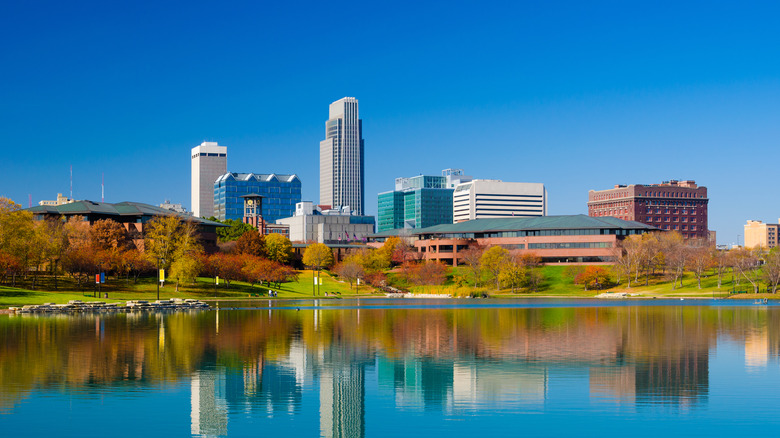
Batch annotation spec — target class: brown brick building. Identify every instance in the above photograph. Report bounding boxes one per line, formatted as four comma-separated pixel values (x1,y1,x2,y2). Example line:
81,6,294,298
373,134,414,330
587,180,708,239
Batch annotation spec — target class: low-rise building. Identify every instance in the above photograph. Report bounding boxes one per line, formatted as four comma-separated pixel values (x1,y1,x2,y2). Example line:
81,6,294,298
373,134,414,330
27,200,226,252
453,180,547,223
744,220,780,249
276,201,375,244
159,200,191,215
369,215,657,265
39,193,75,206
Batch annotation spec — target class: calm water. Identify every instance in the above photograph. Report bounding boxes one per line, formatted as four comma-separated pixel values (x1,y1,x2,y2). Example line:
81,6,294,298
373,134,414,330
2,299,780,437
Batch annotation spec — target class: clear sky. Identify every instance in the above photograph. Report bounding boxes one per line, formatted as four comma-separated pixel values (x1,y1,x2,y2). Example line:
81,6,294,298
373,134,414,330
2,1,779,245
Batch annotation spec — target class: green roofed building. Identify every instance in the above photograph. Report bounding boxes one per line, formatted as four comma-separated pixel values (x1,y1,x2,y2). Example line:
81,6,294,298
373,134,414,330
369,214,659,265
377,169,471,232
27,200,226,252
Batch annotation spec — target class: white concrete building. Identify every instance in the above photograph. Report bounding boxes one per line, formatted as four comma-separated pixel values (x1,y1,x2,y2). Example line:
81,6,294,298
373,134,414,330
453,180,547,222
191,141,227,218
277,202,374,244
320,97,365,215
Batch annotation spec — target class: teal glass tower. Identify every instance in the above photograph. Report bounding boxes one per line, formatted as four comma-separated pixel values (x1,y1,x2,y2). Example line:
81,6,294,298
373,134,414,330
377,169,471,232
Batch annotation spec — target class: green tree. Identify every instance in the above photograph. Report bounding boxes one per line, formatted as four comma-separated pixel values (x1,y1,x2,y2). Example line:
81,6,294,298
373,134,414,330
265,233,293,264
213,218,255,242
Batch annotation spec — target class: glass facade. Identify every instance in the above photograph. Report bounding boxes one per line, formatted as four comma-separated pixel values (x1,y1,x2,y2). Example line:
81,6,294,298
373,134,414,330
214,173,301,222
378,191,404,232
377,187,454,232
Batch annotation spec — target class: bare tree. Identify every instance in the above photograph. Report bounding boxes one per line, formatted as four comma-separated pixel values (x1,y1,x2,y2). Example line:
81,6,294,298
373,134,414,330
686,238,713,289
731,246,763,293
711,247,730,288
660,232,688,289
459,245,485,289
762,249,780,293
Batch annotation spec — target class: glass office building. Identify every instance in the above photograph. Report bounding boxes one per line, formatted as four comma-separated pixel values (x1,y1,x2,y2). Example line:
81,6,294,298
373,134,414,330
377,170,471,232
214,173,301,222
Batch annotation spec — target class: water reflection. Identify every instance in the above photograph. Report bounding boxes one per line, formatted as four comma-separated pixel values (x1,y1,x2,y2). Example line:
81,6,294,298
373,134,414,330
2,302,780,436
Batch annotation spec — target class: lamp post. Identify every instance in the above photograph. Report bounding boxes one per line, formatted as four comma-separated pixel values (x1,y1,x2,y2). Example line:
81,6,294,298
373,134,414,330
156,257,165,301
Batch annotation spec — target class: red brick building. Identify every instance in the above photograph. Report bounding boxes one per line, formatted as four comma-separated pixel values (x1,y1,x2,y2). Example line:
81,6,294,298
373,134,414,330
587,180,708,239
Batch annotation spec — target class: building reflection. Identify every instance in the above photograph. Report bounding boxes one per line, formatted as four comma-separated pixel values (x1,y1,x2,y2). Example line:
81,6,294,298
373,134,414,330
10,305,780,428
191,369,228,437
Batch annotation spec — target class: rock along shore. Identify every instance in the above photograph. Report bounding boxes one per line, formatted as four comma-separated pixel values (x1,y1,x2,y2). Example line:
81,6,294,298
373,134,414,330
9,298,209,314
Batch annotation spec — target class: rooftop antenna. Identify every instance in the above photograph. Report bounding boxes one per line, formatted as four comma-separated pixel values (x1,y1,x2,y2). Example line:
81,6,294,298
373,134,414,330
28,194,32,208
70,165,73,200
101,173,105,203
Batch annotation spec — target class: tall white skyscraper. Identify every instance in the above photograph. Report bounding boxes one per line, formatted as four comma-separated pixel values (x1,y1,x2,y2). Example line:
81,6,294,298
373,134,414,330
191,141,227,218
320,97,365,215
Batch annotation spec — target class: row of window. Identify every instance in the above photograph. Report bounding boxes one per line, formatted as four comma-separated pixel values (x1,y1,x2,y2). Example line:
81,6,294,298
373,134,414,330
422,228,648,239
646,216,697,223
528,242,612,249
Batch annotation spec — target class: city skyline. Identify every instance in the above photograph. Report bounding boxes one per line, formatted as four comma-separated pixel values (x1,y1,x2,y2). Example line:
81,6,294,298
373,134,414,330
2,1,780,245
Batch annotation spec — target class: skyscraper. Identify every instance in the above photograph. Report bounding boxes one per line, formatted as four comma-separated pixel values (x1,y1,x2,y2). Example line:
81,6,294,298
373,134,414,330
320,97,364,215
191,141,227,218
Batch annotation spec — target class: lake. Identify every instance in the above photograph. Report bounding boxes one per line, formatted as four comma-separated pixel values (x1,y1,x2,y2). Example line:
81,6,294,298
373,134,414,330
1,299,779,437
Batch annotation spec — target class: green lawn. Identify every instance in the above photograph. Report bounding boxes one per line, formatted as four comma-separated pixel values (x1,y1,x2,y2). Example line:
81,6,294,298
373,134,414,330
387,264,774,299
0,270,378,308
3,265,775,308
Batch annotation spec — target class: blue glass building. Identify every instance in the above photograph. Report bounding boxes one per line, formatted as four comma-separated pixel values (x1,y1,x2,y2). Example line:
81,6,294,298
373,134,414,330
214,173,301,222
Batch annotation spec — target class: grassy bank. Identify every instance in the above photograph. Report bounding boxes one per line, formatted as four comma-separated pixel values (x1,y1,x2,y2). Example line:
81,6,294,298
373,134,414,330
3,265,777,308
388,265,774,299
0,270,377,308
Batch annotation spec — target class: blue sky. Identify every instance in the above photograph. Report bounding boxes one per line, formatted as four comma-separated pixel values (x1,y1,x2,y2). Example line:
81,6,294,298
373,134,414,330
2,1,779,244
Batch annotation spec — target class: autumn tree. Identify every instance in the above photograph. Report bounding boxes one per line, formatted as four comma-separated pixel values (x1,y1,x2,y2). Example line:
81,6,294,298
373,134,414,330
303,243,334,295
0,208,36,282
144,216,181,271
265,233,293,264
235,229,266,257
406,260,448,286
574,266,613,290
206,253,245,289
170,256,201,292
481,246,510,291
498,255,526,293
91,219,130,250
711,247,731,288
390,238,419,264
0,250,22,286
